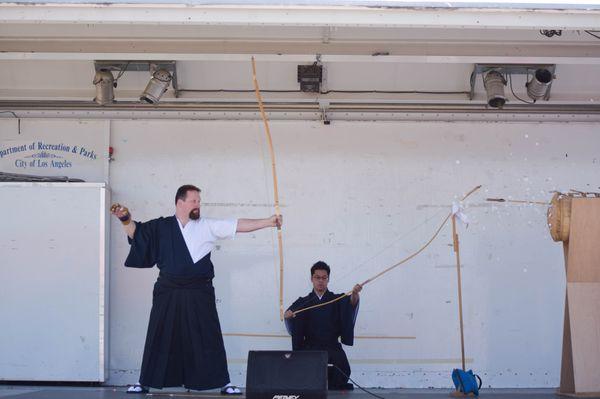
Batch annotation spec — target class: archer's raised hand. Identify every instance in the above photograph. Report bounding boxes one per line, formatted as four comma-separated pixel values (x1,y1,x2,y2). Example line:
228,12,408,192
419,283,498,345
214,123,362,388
110,203,131,225
270,214,283,229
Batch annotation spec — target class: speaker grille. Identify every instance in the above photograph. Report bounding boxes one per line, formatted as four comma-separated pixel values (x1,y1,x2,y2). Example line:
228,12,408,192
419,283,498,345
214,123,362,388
246,351,328,399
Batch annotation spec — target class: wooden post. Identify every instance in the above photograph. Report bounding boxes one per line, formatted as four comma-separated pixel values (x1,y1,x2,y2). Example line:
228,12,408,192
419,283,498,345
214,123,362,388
555,198,600,396
452,215,467,372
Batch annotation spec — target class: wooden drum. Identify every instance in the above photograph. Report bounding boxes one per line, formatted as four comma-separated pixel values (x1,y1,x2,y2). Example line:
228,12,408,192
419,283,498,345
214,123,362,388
547,192,572,242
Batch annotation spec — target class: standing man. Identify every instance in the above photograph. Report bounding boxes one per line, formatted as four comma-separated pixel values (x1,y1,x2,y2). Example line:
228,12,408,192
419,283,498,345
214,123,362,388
111,184,282,394
284,261,362,390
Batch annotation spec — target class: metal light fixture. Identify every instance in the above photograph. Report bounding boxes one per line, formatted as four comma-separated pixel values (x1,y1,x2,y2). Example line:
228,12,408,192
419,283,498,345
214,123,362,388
526,68,554,101
94,61,179,104
483,70,507,109
140,68,173,104
93,69,115,105
470,64,556,107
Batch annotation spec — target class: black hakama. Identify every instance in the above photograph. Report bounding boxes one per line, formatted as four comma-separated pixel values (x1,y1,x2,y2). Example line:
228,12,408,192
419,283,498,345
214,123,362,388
285,290,359,389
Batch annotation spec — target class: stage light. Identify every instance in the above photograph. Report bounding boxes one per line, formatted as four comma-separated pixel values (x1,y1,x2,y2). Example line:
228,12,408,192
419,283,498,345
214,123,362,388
93,69,115,105
526,68,554,101
140,68,172,104
483,70,507,108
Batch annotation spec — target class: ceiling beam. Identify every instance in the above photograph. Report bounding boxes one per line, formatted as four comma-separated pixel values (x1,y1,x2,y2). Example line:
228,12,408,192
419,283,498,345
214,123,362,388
2,3,600,30
2,52,600,65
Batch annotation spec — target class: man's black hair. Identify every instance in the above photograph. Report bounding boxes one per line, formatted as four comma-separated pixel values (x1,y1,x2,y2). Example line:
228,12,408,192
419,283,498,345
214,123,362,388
311,261,330,277
175,184,201,205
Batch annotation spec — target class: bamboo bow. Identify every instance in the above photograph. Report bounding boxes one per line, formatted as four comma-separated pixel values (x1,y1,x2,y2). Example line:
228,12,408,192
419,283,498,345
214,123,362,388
251,57,285,321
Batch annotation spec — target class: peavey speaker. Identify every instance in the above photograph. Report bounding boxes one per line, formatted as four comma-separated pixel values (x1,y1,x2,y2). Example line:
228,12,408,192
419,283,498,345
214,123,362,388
246,350,328,399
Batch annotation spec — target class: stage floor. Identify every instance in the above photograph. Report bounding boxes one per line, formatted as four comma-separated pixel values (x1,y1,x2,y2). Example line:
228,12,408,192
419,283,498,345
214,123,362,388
0,386,592,399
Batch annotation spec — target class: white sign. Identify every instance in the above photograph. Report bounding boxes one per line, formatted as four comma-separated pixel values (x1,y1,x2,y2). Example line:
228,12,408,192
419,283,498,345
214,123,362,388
0,119,109,182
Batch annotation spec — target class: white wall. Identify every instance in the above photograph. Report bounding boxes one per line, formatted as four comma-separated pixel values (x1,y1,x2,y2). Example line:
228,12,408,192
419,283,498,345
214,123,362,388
2,117,597,387
104,119,599,388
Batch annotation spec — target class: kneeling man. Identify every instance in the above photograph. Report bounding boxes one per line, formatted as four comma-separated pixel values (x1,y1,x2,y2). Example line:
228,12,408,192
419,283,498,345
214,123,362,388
284,261,361,390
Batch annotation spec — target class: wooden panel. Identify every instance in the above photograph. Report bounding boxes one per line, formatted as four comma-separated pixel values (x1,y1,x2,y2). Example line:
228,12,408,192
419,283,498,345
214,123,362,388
567,198,600,283
560,293,575,395
567,283,600,393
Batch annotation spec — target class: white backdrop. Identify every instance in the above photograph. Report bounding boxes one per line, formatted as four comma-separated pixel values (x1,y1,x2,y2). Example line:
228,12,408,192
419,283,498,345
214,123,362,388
0,182,108,382
2,117,595,387
105,119,599,388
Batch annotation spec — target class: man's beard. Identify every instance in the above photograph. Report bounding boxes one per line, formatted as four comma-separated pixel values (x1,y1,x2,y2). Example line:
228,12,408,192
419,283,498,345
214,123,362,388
189,208,200,220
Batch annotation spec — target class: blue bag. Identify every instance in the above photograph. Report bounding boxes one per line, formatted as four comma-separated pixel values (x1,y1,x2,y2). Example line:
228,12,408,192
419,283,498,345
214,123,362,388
452,368,482,396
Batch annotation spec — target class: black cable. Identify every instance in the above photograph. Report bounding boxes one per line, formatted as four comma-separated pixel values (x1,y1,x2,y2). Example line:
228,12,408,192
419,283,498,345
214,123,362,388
0,111,21,134
585,30,600,40
320,90,469,95
114,61,130,83
508,74,535,104
180,89,469,95
180,89,301,93
0,111,18,118
539,29,562,37
330,364,386,399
